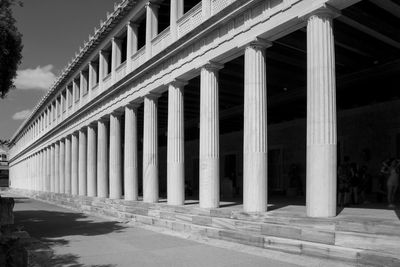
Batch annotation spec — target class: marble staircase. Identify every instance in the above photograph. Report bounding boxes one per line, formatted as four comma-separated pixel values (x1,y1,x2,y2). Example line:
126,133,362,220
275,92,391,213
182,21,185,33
13,190,400,267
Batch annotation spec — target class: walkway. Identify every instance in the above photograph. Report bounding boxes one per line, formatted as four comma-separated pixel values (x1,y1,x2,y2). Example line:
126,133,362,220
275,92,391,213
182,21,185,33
2,192,301,267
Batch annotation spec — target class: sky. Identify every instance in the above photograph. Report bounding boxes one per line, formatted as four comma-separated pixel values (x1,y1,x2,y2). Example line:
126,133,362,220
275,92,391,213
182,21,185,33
0,0,117,140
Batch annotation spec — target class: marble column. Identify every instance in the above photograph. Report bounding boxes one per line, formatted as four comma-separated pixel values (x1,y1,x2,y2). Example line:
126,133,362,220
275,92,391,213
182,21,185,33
88,62,94,98
97,118,109,198
65,136,72,194
145,2,159,60
78,129,87,196
143,93,160,203
99,50,106,91
71,132,79,195
50,145,55,192
243,39,271,213
46,147,51,191
199,62,222,209
306,7,337,218
55,142,60,193
40,150,44,191
167,80,187,205
59,139,65,194
127,22,138,72
170,0,184,40
109,111,123,199
111,38,119,81
124,104,139,201
87,123,97,197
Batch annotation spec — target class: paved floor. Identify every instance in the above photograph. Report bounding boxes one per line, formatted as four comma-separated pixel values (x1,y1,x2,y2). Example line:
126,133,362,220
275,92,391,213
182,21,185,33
3,193,302,267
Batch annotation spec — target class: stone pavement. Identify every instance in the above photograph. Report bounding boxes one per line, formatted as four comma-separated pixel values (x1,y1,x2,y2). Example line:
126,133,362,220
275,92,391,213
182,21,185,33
2,192,307,267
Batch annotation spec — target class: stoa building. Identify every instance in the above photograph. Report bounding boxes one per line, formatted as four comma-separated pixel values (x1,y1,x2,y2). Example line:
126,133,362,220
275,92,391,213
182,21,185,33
8,0,399,219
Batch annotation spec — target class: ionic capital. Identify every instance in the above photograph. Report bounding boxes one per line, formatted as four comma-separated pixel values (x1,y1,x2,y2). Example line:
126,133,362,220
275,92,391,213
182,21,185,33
145,92,162,100
145,1,160,9
168,79,188,89
202,61,224,72
246,38,273,50
299,4,340,21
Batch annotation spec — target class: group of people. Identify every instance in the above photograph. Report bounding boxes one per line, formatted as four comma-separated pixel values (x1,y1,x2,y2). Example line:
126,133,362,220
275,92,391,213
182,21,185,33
338,157,369,207
338,156,399,208
379,158,399,208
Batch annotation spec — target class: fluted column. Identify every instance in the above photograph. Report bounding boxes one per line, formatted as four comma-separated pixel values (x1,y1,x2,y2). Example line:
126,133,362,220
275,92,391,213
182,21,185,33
40,150,45,191
59,139,65,194
109,111,123,199
111,38,119,82
88,62,94,98
243,39,271,212
199,62,223,209
50,145,55,192
124,104,139,201
71,132,79,195
306,7,338,218
127,22,138,72
78,129,87,196
99,50,106,91
46,147,51,191
167,80,187,205
97,118,109,198
145,2,159,60
55,142,60,193
143,93,160,203
170,0,184,41
87,123,97,197
65,136,72,194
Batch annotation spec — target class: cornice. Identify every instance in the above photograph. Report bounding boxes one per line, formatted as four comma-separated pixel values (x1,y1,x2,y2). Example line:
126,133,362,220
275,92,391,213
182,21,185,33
10,0,137,143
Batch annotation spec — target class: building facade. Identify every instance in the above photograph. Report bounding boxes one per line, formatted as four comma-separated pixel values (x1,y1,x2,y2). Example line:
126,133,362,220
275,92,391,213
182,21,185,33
9,0,399,218
0,147,9,187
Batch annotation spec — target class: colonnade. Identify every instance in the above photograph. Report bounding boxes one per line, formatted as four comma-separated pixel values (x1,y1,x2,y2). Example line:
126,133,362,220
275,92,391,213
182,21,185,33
10,8,337,217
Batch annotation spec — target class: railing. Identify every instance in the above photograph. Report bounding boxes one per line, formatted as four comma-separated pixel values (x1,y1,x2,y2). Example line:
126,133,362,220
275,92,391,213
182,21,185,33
151,27,171,57
102,73,112,89
115,61,127,82
211,0,235,15
177,2,202,39
131,46,146,71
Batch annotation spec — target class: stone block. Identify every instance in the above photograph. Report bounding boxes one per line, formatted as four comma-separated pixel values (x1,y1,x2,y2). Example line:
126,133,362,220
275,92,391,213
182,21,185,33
172,221,186,232
301,229,335,245
192,216,212,226
358,251,400,267
124,207,149,216
210,209,232,218
335,232,400,256
136,216,153,225
205,228,221,239
219,230,264,248
261,224,301,240
264,236,302,254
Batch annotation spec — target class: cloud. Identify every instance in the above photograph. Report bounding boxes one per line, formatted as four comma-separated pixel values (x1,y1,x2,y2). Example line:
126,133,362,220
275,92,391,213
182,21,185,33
12,109,32,120
14,64,57,90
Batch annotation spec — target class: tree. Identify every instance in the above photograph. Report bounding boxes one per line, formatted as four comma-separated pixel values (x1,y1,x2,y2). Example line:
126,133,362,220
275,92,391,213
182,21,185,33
0,0,23,98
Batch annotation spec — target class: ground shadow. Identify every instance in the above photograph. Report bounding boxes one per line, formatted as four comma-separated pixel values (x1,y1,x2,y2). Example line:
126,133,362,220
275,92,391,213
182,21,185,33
13,209,126,240
12,199,128,266
49,253,116,267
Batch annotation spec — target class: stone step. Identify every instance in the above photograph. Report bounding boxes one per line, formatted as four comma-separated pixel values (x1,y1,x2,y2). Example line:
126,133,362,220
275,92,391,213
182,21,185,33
17,191,400,266
90,199,400,258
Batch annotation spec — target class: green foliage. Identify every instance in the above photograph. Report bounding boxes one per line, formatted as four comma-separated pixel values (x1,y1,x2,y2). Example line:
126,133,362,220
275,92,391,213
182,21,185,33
0,0,23,98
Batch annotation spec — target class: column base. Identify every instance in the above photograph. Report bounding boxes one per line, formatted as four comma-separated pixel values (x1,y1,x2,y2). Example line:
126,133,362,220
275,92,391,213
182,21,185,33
306,144,337,218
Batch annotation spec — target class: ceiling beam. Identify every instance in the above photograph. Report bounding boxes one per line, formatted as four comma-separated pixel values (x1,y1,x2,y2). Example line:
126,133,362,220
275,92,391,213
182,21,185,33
337,15,400,50
369,0,400,18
